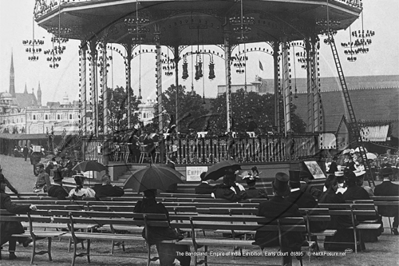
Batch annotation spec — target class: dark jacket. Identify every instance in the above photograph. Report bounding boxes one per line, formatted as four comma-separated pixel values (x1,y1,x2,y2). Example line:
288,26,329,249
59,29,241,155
343,186,370,201
213,184,246,202
319,189,354,229
254,196,304,251
1,192,31,242
195,182,215,194
374,181,399,217
245,187,268,199
133,198,181,245
93,184,125,198
286,189,317,209
48,184,68,200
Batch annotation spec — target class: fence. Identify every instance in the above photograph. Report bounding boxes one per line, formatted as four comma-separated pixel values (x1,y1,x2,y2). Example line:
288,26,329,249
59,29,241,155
82,134,317,165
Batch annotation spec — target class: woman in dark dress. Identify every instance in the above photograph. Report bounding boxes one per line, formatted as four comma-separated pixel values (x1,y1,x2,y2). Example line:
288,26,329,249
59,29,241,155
133,189,190,266
319,175,365,252
1,178,36,260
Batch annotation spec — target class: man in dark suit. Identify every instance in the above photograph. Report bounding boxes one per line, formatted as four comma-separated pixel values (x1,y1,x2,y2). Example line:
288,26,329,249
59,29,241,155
374,167,399,235
93,174,125,199
287,171,317,208
343,170,370,201
254,172,304,266
47,174,68,200
195,172,215,194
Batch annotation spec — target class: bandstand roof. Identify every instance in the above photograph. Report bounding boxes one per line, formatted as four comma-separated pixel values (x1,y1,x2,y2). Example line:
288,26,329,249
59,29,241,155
35,0,362,46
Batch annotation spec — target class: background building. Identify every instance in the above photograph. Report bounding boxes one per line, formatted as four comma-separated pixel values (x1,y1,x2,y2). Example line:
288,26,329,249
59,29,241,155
0,55,80,134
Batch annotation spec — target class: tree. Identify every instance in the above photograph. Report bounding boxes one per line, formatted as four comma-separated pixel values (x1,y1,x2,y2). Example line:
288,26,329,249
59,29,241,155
152,84,208,133
208,89,306,135
98,86,141,138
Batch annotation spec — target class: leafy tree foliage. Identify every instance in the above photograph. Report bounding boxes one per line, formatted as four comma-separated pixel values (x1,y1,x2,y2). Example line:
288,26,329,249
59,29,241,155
207,89,306,135
98,86,141,137
152,84,208,134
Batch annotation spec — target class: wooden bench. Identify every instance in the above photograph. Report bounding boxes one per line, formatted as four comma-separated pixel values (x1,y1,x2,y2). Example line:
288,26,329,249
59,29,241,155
318,203,382,253
1,211,66,264
186,214,306,266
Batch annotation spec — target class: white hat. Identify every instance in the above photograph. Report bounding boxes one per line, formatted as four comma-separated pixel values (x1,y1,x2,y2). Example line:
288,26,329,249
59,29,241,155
335,171,344,177
354,170,366,177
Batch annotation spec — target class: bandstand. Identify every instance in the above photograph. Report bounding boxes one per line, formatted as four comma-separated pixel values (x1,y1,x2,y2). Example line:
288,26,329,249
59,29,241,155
33,0,363,168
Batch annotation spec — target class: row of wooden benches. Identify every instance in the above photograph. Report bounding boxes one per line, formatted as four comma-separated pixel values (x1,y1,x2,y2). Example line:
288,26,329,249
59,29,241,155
2,200,387,265
2,210,308,266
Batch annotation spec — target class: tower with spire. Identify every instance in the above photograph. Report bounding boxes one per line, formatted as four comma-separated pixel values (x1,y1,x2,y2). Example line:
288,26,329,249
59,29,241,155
37,82,42,106
9,52,15,97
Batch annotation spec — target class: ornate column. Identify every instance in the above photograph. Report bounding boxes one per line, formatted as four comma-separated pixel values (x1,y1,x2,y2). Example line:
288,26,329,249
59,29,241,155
273,41,281,133
154,25,163,133
89,41,98,136
281,40,291,136
174,45,180,133
125,43,133,129
224,32,232,133
311,37,323,132
305,37,314,132
79,42,87,135
101,42,109,165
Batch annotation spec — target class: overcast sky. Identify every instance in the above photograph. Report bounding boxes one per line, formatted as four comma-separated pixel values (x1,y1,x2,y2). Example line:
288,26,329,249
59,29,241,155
0,0,398,106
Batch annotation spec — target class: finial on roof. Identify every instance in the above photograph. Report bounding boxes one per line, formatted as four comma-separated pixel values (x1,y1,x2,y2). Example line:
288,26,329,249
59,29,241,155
24,83,28,94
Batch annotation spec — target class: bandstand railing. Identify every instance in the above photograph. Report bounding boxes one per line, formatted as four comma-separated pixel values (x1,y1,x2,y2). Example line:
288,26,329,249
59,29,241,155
82,134,318,165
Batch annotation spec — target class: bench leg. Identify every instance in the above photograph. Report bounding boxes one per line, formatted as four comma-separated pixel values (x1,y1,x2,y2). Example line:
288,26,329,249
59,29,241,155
86,239,91,263
48,238,52,261
30,238,36,264
147,244,151,266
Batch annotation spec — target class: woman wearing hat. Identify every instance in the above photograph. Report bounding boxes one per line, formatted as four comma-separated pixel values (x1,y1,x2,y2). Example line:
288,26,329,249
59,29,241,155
254,173,304,266
242,167,268,199
319,175,365,252
212,171,247,202
67,175,96,199
133,189,190,266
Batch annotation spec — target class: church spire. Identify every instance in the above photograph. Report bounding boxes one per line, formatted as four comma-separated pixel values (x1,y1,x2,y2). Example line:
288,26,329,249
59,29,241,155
37,82,42,106
24,83,28,93
9,52,15,97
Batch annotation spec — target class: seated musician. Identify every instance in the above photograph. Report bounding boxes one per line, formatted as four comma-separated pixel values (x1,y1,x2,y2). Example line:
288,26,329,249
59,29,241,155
133,189,190,266
253,172,304,266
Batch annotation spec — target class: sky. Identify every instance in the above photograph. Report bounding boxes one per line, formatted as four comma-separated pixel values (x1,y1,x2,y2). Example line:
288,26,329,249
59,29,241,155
0,0,398,106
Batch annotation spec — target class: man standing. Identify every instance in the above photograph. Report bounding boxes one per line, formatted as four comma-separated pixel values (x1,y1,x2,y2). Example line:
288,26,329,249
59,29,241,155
374,167,399,235
254,172,304,266
23,145,29,162
195,172,215,195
